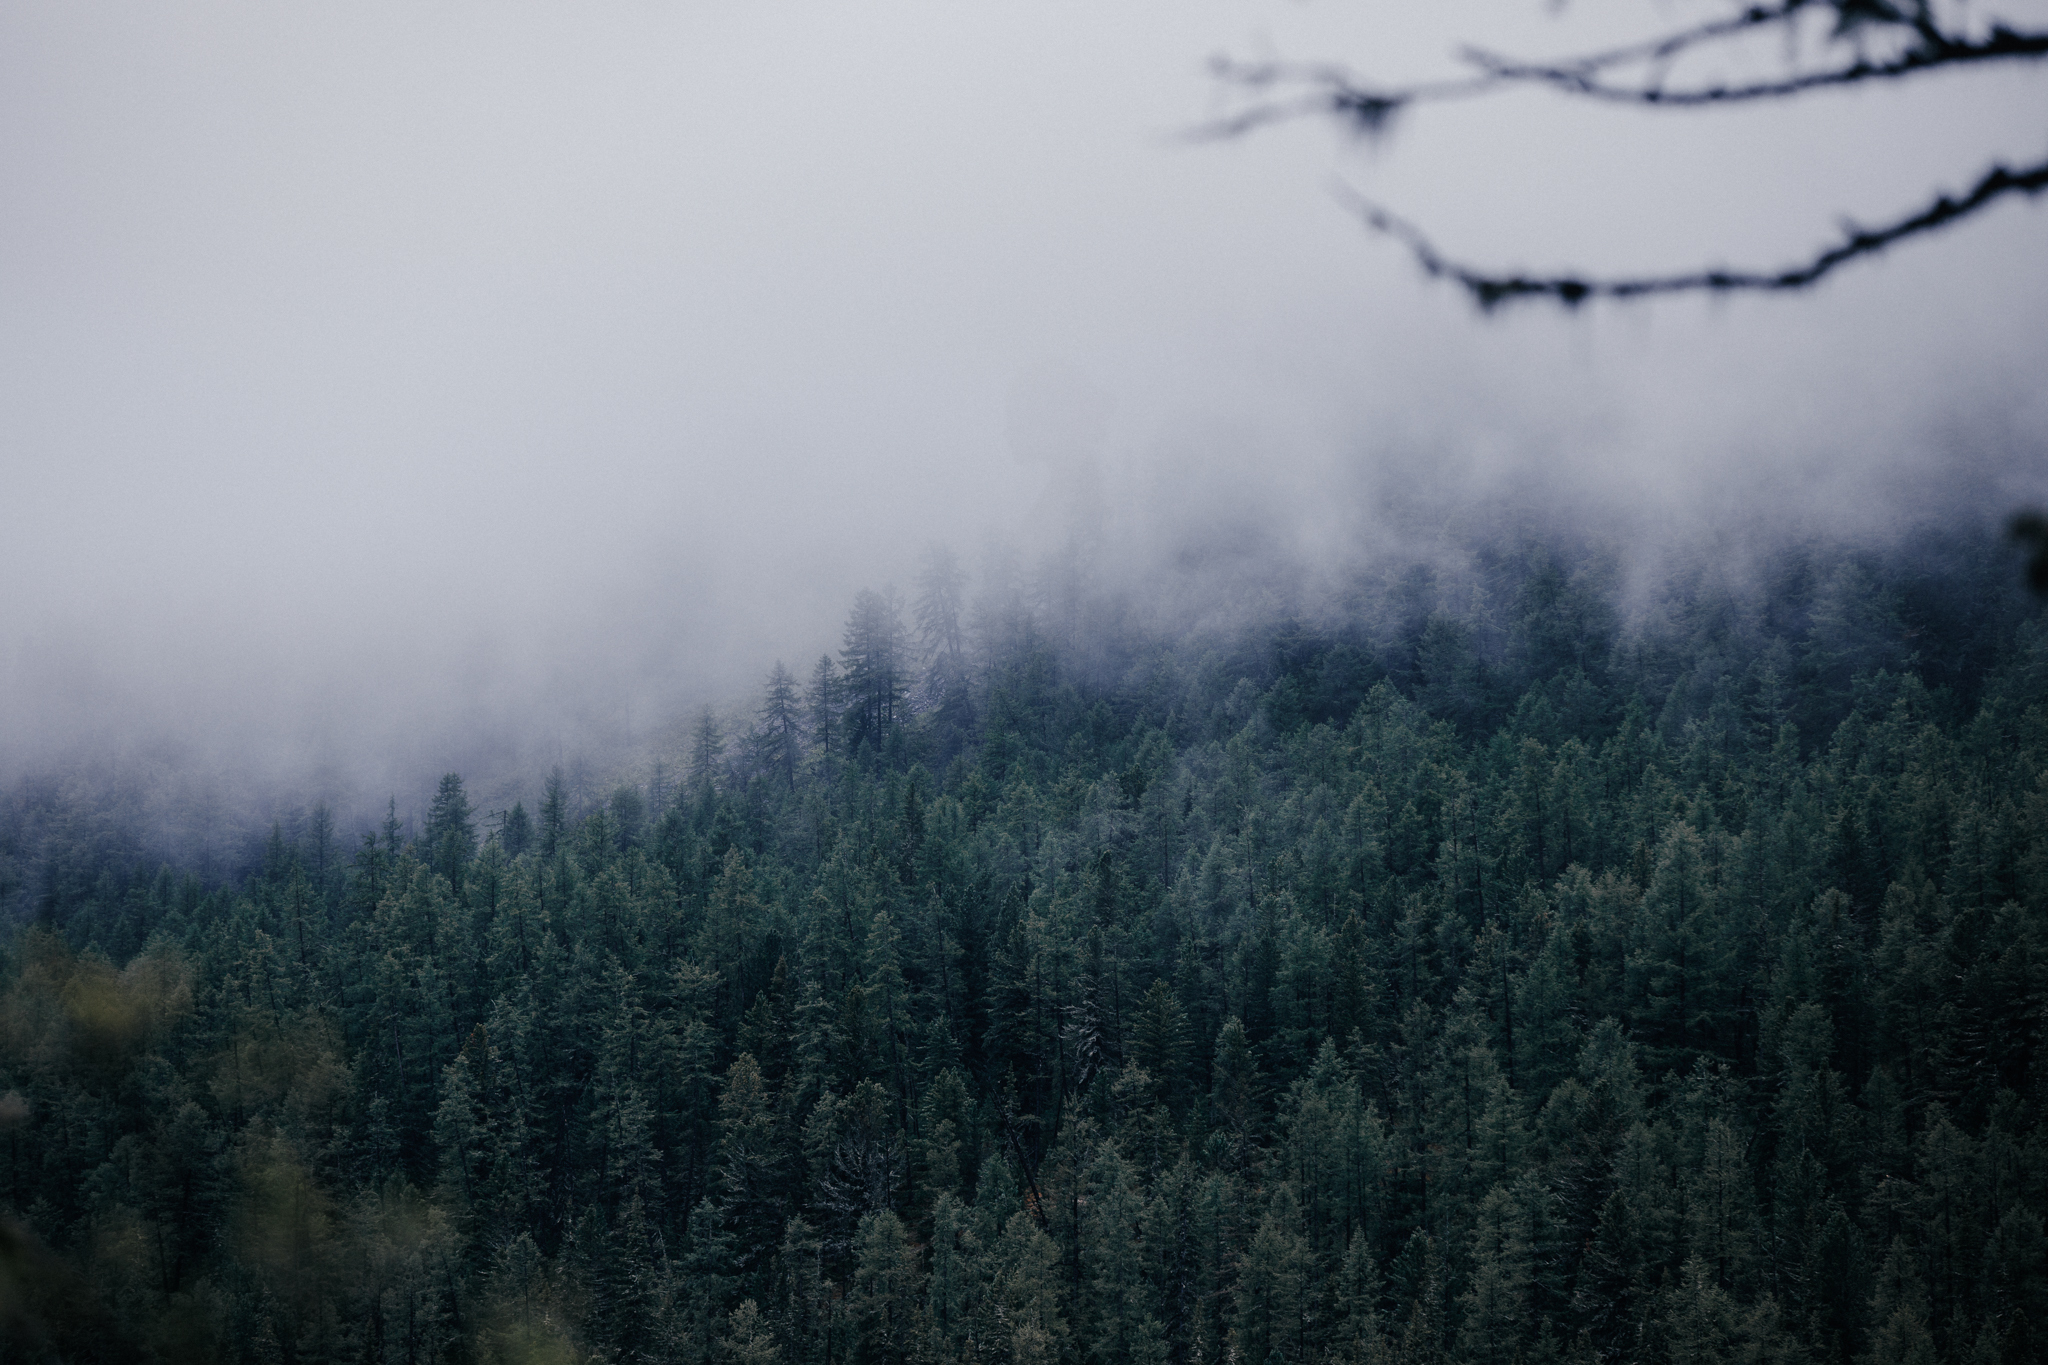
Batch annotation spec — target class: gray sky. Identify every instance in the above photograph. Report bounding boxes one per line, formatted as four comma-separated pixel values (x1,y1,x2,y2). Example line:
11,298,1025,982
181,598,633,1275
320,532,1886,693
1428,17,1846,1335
3,0,2044,797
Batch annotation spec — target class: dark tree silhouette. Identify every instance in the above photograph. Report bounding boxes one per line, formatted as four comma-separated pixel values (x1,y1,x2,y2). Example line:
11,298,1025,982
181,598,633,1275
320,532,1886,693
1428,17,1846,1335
1204,1,2047,308
2012,511,2048,596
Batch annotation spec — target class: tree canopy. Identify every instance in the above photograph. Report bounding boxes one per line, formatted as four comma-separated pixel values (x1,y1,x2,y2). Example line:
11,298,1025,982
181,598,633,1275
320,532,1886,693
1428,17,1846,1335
0,521,2042,1362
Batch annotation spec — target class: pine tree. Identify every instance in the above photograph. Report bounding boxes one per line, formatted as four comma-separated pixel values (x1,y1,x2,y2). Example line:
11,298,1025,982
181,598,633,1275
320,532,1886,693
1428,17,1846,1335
1081,1146,1167,1365
841,589,908,754
433,1043,487,1222
1682,1116,1755,1294
850,1210,925,1365
807,654,845,771
772,1216,835,1365
1632,820,1727,1059
992,1210,1069,1365
1334,1228,1386,1365
540,767,568,859
916,545,969,681
693,707,729,792
756,662,805,791
609,783,646,850
424,772,478,894
1231,1183,1314,1365
716,1052,787,1273
1131,978,1193,1116
926,1191,978,1358
1456,1183,1533,1365
721,1298,784,1365
916,545,975,748
503,801,533,858
1388,1229,1445,1365
1211,1016,1262,1172
1663,1254,1740,1365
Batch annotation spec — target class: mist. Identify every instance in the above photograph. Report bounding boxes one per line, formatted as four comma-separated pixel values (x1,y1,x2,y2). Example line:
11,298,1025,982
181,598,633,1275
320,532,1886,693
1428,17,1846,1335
4,0,2044,831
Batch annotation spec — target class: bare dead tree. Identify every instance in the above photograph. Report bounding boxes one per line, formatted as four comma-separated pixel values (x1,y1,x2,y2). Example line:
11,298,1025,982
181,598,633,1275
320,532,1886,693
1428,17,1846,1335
1201,1,2048,309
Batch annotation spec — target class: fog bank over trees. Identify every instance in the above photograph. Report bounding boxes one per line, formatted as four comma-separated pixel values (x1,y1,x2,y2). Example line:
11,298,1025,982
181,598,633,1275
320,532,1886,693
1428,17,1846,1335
2,7,2046,1357
1,418,2045,1361
5,366,2044,859
3,1,2043,816
6,415,2040,893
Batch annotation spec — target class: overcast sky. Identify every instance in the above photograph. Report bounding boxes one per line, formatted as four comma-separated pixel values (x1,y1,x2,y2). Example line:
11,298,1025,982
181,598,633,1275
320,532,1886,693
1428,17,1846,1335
3,1,2044,794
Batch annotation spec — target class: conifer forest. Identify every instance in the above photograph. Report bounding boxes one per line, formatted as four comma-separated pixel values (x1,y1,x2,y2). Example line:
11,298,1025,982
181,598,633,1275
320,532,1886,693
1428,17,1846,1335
2,522,2045,1365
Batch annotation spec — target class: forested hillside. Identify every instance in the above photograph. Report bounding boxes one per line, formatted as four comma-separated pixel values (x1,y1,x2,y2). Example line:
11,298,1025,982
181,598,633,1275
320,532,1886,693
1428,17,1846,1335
1,527,2044,1365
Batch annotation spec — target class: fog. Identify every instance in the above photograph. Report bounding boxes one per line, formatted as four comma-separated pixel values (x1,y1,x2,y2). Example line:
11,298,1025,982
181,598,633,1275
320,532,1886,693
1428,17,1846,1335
3,0,2045,822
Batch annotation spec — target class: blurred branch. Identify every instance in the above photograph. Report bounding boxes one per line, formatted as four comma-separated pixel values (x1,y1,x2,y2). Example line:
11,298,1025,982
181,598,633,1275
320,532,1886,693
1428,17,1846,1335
1200,3,2047,303
1200,8,2048,138
1337,151,2048,308
1457,25,2048,107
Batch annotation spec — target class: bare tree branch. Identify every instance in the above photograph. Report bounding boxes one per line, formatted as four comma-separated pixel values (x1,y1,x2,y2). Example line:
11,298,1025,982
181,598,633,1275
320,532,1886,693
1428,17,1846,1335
1514,1,1806,74
1187,58,1476,141
1201,21,2048,138
1457,25,2048,109
1200,4,2047,304
1339,152,2048,308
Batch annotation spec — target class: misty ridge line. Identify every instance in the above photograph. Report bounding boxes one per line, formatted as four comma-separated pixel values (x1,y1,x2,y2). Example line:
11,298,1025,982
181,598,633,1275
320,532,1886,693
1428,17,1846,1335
7,463,2045,1363
1,432,2037,912
3,333,2036,814
3,0,2043,905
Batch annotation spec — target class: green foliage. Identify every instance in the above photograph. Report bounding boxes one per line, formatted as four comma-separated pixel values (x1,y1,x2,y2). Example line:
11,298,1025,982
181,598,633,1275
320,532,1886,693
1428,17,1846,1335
0,530,2042,1361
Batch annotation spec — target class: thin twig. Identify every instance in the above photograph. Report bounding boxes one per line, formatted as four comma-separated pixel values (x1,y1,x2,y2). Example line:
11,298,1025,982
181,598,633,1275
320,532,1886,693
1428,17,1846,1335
1337,152,2048,308
1458,26,2048,108
1202,17,2048,136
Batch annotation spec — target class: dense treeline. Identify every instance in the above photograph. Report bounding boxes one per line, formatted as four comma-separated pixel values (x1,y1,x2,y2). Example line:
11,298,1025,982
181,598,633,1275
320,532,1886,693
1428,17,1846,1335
1,527,2044,1365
